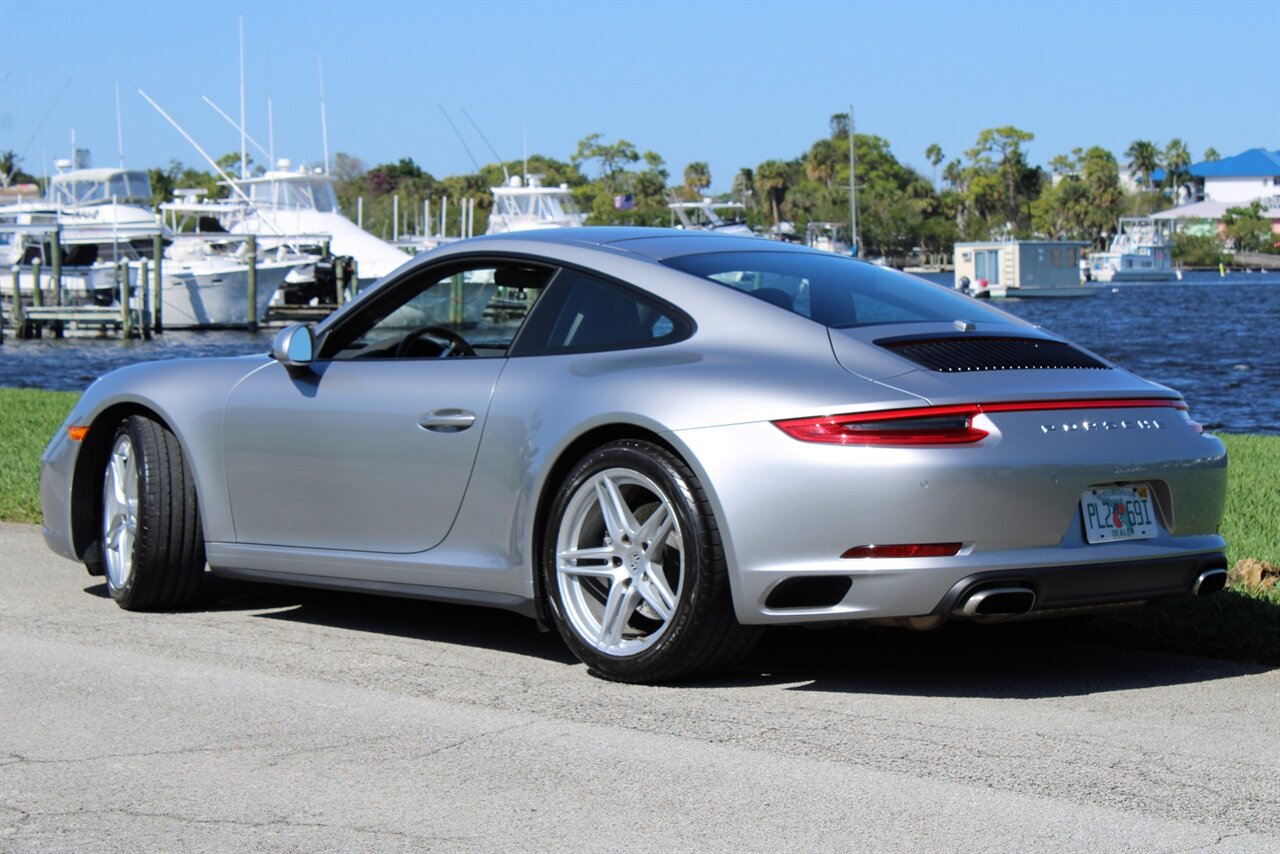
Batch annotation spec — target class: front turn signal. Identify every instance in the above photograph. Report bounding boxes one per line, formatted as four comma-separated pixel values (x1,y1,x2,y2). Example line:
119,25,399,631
67,425,89,442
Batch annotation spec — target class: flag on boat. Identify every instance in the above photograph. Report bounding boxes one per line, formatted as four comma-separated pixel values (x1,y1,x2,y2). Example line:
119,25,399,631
614,194,634,210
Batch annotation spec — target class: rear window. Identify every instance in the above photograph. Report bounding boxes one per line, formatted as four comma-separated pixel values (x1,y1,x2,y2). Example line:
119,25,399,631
663,251,1009,328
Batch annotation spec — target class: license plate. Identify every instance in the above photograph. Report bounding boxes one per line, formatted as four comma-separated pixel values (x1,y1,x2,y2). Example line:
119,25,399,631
1081,486,1158,544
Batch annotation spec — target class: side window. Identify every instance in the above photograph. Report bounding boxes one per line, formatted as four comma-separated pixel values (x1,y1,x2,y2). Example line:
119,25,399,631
320,262,554,360
513,269,689,356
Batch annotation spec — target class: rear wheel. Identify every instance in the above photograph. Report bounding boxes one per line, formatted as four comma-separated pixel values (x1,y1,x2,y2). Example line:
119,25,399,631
542,440,759,683
100,416,205,610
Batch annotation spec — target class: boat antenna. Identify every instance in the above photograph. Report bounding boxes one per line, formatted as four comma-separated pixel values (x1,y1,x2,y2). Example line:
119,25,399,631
202,95,271,161
436,103,481,174
6,77,72,185
268,96,275,167
115,82,125,168
318,55,330,176
848,103,859,257
459,107,507,181
137,88,284,236
239,15,247,179
523,123,528,180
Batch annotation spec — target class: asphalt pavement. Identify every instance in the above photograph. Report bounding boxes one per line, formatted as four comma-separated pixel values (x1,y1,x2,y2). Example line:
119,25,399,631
2,521,1277,852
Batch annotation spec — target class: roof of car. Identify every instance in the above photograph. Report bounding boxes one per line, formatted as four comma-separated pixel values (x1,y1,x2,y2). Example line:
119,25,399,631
466,227,828,261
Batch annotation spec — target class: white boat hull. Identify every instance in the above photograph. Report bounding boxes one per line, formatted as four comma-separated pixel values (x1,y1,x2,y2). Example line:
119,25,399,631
159,261,294,328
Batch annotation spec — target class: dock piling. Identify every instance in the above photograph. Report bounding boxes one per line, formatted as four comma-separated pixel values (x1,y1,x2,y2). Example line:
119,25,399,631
246,235,258,331
120,260,133,338
152,228,164,333
30,258,43,308
140,260,153,340
8,265,22,338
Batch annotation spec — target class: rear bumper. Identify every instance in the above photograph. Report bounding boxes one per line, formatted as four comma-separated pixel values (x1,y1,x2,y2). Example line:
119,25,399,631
930,552,1228,616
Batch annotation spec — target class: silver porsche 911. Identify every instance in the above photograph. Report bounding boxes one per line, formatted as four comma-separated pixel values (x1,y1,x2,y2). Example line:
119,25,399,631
40,228,1229,682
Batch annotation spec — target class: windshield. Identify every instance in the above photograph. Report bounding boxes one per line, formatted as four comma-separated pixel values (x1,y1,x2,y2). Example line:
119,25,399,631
663,251,1011,328
51,171,152,206
245,177,337,212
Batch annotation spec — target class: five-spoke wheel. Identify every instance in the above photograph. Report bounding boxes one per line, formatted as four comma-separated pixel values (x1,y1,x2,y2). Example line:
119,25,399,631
97,416,206,610
543,440,760,683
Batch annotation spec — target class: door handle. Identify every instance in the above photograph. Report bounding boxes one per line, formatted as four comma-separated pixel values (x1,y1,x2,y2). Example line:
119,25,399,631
418,408,476,432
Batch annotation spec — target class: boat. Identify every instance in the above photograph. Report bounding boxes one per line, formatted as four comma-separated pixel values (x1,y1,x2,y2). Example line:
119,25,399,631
667,199,754,236
1086,217,1173,282
1,161,317,328
954,240,1097,298
805,222,853,255
487,174,587,234
222,161,411,286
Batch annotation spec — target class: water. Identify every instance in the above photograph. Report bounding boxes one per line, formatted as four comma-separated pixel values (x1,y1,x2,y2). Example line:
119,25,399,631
2,271,1277,434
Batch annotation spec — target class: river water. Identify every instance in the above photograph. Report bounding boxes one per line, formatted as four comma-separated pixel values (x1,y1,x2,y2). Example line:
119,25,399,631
2,269,1276,434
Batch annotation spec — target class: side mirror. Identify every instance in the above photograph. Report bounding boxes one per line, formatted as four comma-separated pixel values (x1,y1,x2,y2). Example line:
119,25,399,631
270,323,315,373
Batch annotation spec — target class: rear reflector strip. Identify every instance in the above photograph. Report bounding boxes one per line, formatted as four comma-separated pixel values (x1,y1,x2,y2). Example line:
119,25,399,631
774,398,1187,446
842,543,963,559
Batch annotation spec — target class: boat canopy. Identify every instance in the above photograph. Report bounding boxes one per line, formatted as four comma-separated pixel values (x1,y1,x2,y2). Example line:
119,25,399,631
233,172,339,213
50,169,152,207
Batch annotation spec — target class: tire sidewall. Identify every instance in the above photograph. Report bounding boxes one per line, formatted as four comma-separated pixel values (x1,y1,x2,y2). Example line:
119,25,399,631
542,440,711,680
102,419,145,605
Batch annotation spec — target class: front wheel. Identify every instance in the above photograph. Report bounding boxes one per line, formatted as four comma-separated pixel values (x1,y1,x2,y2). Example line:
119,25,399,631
542,440,759,683
100,415,206,610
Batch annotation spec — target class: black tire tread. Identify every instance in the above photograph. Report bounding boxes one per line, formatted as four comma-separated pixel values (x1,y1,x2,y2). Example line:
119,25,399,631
108,416,205,611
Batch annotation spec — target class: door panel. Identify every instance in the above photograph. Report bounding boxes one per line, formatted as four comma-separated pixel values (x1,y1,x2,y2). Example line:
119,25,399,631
223,358,504,553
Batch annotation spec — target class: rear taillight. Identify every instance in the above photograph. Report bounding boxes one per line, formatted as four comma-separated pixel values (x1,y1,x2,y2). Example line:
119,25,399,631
773,405,988,446
774,398,1191,446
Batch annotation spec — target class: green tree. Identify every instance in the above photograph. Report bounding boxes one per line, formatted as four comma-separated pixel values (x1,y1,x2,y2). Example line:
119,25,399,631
1,150,39,188
732,168,755,207
925,143,943,186
755,159,790,227
572,133,639,193
829,112,850,140
1125,140,1160,189
682,161,711,199
1163,138,1192,197
1203,147,1221,162
1222,201,1276,253
961,126,1040,235
804,139,840,188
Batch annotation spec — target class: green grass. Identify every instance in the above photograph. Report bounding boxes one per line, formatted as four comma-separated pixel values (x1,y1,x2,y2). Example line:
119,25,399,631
0,388,1276,663
0,388,80,524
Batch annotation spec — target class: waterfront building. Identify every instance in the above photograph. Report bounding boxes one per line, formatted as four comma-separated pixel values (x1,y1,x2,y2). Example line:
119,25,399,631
1151,149,1280,240
953,240,1094,297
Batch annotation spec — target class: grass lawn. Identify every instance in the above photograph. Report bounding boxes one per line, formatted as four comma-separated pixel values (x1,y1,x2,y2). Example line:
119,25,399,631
1,387,1276,664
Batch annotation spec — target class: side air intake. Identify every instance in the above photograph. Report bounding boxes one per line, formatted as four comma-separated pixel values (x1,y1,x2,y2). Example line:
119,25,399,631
877,336,1110,373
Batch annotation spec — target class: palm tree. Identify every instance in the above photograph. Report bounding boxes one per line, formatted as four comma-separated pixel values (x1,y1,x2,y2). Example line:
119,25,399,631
925,144,943,186
1125,140,1160,190
1203,147,1221,162
732,168,754,207
804,140,839,188
755,160,790,228
683,162,711,199
1163,139,1192,197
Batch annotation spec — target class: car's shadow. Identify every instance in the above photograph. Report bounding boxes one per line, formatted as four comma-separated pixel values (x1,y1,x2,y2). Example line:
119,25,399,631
84,576,1275,698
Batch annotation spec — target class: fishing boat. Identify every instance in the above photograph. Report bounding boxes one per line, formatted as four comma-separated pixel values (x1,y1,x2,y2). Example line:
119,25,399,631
1086,217,1173,282
805,222,853,255
667,199,753,236
487,174,587,233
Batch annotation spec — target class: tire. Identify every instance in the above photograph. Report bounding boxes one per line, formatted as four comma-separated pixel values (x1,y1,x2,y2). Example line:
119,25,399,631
99,415,206,611
542,439,760,683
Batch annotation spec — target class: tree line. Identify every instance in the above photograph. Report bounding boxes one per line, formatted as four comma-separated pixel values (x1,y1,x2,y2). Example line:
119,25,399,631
2,116,1273,259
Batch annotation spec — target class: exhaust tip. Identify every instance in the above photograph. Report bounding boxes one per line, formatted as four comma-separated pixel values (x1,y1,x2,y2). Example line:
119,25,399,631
956,586,1036,618
1192,568,1227,597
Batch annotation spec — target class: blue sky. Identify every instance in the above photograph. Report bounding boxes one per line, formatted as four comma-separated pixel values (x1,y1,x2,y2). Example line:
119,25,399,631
2,0,1277,192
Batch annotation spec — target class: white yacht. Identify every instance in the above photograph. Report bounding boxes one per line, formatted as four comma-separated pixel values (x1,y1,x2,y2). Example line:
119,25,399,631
487,174,587,234
2,163,314,328
1086,217,1173,283
805,222,853,255
668,199,753,236
227,163,411,284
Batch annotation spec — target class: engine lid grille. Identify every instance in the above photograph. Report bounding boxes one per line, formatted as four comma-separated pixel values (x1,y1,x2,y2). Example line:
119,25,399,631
877,336,1111,373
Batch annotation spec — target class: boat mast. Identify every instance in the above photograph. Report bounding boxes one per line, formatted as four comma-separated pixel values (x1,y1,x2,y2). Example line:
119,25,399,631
239,16,247,179
318,55,330,176
848,103,858,257
115,82,125,168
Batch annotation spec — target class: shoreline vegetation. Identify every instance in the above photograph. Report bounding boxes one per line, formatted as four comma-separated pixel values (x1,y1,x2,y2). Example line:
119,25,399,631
5,124,1278,265
1,387,1276,666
